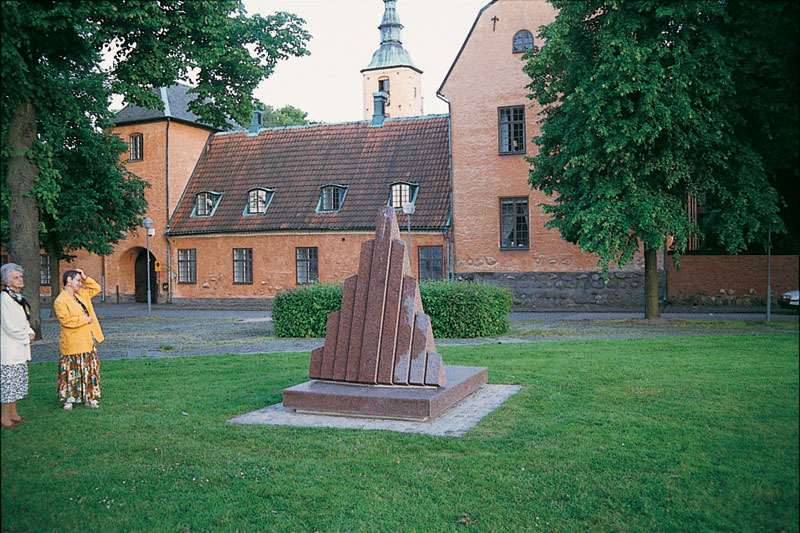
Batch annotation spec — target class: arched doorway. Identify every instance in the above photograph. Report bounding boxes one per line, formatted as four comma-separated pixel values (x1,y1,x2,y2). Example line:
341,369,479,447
134,249,158,304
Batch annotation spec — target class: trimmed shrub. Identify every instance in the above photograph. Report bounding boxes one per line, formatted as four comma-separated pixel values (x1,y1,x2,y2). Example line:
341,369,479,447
272,283,343,338
420,281,512,338
272,280,511,339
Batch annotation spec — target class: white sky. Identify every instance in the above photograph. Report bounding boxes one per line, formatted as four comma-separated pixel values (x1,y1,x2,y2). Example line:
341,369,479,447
243,0,491,123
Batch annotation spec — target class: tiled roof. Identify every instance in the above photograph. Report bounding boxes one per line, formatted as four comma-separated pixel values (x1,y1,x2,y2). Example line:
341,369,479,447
167,115,451,235
113,84,230,129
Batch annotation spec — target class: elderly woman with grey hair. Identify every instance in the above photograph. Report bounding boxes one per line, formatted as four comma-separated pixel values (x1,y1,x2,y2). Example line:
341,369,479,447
1,262,35,429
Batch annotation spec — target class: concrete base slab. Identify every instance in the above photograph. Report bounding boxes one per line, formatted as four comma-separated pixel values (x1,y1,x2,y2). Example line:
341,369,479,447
282,365,487,421
228,384,521,437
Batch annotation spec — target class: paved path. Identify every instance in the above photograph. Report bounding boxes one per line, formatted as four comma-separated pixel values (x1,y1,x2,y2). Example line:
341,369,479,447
29,303,797,364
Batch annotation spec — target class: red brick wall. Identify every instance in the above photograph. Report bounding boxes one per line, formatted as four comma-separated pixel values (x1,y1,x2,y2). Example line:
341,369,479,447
167,232,447,299
43,120,213,300
667,255,799,303
440,0,645,275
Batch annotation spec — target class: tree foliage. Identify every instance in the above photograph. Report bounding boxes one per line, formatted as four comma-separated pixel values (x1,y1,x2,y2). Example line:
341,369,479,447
1,0,310,334
261,104,314,127
524,0,792,315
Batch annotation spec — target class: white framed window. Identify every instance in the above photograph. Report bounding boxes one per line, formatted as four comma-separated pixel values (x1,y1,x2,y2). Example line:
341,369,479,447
233,248,253,284
389,182,418,209
500,198,530,249
296,247,318,284
318,185,347,212
245,188,274,215
193,191,222,217
178,249,196,284
498,106,525,154
40,254,51,286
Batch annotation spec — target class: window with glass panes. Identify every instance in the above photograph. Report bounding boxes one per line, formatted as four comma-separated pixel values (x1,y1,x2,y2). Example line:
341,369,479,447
390,183,414,208
40,254,51,286
178,249,196,284
247,189,270,214
129,134,143,161
498,106,525,154
296,247,318,284
320,186,343,212
196,192,216,216
500,198,529,249
418,246,443,281
233,248,253,284
512,30,534,53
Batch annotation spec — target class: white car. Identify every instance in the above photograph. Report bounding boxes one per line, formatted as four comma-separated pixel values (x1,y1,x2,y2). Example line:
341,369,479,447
778,289,799,310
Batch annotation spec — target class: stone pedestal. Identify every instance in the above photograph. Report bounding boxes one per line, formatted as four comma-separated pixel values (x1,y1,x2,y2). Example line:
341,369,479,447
283,366,487,421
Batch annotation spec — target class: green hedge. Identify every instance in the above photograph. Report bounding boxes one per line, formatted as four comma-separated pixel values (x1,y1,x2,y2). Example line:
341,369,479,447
420,281,511,338
272,283,343,338
273,281,511,339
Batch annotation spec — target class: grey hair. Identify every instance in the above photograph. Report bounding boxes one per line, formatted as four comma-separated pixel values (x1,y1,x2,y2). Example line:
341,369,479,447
1,262,24,284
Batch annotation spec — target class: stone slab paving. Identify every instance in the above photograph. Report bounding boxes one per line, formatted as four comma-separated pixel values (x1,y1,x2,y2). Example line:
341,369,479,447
228,384,522,437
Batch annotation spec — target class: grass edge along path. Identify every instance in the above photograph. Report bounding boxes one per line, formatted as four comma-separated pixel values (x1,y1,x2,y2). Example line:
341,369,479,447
1,333,797,532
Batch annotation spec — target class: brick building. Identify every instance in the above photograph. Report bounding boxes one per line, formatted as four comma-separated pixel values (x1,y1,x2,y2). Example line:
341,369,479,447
11,0,794,308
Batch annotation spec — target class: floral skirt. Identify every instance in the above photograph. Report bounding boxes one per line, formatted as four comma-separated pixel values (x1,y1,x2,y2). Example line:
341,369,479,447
1,363,29,403
57,346,101,403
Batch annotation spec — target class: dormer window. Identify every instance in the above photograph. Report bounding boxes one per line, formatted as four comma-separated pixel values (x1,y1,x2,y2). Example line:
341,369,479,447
193,191,222,217
512,30,534,53
318,184,347,213
389,182,419,209
244,188,274,215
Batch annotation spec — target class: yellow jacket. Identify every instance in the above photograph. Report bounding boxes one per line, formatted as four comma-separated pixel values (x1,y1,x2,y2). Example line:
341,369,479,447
54,277,105,356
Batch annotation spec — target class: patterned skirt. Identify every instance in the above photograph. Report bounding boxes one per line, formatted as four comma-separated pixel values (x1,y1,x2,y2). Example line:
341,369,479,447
57,346,101,403
1,363,29,403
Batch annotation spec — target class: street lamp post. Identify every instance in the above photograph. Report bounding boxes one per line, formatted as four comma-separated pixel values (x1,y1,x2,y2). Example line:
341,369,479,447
402,202,415,263
142,217,154,314
766,228,772,322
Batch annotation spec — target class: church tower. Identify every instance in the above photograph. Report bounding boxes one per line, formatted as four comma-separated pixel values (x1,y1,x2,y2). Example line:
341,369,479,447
361,0,423,119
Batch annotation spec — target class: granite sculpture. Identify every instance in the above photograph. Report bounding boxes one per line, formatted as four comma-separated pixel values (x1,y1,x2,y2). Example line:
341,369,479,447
282,206,487,421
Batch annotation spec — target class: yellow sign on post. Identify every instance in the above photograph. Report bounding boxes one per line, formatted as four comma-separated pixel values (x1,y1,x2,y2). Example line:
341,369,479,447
154,260,162,272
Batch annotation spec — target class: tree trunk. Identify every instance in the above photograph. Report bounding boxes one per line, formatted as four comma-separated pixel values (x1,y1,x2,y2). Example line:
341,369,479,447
48,247,61,311
5,102,41,338
644,245,661,319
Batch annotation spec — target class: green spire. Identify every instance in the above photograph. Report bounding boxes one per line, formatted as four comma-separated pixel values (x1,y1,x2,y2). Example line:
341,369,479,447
362,0,420,73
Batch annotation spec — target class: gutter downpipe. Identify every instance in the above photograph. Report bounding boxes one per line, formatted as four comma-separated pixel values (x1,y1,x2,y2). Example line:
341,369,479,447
165,116,171,303
437,91,456,280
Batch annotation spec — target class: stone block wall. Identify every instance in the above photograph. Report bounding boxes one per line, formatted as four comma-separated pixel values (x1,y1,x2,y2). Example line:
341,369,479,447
457,270,659,310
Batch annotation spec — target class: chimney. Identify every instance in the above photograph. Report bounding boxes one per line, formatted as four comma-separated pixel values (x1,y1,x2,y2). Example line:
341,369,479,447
248,109,263,135
371,92,388,127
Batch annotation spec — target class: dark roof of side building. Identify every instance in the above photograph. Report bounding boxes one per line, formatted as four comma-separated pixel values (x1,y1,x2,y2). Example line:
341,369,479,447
112,83,225,130
167,115,451,235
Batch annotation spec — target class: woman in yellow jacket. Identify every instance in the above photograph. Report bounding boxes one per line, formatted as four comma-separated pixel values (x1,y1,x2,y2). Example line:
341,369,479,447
53,268,104,410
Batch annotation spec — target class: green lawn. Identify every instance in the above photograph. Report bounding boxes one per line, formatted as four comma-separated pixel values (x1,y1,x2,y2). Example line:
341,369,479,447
2,334,797,532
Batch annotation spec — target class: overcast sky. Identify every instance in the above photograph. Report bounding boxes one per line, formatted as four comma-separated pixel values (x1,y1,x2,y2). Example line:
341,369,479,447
242,0,491,123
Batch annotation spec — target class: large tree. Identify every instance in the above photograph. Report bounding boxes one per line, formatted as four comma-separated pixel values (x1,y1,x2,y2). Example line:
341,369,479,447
524,0,788,318
1,0,310,336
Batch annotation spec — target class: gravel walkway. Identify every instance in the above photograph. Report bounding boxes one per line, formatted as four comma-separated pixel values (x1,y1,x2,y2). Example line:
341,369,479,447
29,303,797,364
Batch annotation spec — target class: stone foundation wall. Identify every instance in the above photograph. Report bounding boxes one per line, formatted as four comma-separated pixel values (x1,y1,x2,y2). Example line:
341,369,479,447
456,271,659,310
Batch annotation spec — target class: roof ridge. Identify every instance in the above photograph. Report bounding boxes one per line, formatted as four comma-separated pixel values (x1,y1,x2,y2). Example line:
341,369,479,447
215,114,449,137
